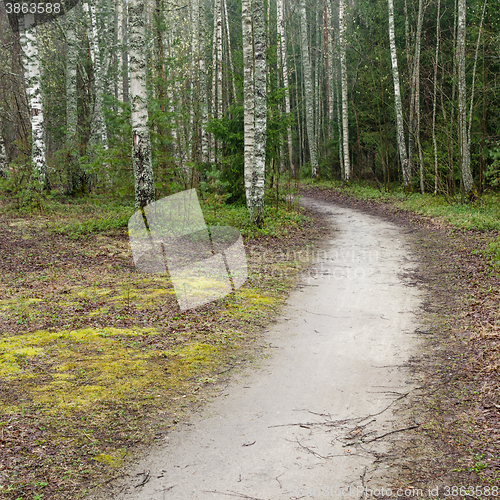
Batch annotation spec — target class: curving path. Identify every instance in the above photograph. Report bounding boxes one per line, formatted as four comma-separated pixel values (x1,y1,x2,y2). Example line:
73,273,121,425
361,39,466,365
92,197,423,500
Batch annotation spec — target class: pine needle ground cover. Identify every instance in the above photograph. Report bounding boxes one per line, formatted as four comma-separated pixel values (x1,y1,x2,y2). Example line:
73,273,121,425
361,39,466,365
0,196,324,500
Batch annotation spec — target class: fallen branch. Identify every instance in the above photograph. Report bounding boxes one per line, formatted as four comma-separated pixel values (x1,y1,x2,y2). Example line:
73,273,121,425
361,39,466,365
202,490,267,500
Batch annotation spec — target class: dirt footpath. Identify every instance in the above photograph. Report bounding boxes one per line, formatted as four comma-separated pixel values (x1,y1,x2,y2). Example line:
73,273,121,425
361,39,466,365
90,197,424,500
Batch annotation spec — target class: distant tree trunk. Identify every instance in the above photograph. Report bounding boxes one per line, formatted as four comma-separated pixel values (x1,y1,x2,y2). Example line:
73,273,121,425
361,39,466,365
198,0,209,162
324,0,331,138
66,9,82,194
388,0,410,189
432,0,441,195
223,0,237,102
277,0,294,177
339,0,350,181
468,0,487,146
252,0,266,225
215,0,223,121
326,1,334,128
128,0,155,209
414,0,425,194
333,23,344,179
85,0,108,149
299,0,318,178
20,15,47,190
457,0,473,197
0,132,7,177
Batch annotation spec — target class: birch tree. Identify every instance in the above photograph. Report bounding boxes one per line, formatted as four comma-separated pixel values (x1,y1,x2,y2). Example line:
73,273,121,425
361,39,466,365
128,0,155,208
252,0,266,225
339,0,350,181
432,0,441,194
198,0,209,162
242,0,255,216
242,0,266,224
387,0,410,190
19,15,47,189
0,133,7,177
457,0,474,197
66,8,80,193
413,0,425,193
84,0,108,149
277,0,294,176
299,0,318,178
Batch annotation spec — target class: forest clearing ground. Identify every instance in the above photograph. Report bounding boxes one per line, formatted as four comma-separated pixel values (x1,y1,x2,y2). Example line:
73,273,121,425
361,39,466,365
2,188,500,499
0,198,326,500
301,185,500,494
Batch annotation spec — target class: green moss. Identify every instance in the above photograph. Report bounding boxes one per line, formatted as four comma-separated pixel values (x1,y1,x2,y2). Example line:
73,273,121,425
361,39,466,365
94,450,126,468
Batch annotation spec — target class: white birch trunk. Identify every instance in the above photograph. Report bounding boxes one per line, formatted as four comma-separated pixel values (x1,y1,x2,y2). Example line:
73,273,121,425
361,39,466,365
299,0,318,178
327,2,334,129
0,133,8,177
332,23,344,179
117,0,125,103
66,12,78,141
339,0,350,181
222,0,237,101
242,0,255,215
128,0,155,208
198,0,209,162
252,0,267,225
388,0,410,189
414,0,424,193
457,0,473,195
66,9,81,193
278,0,294,176
20,15,47,189
215,0,223,119
432,0,441,194
84,0,108,149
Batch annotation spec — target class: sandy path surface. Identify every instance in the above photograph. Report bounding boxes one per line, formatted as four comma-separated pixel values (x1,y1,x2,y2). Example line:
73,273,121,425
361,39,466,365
92,197,422,500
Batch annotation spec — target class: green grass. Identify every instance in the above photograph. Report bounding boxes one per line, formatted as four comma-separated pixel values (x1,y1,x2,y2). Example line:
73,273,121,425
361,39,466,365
302,179,500,232
302,179,500,266
5,192,310,240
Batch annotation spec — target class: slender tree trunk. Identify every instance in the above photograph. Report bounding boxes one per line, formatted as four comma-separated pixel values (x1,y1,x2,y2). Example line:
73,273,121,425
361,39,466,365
388,0,410,189
85,0,108,149
252,0,267,225
66,9,81,194
0,132,8,177
128,0,155,209
326,1,334,129
323,0,330,137
413,0,425,193
277,0,294,177
20,15,47,189
334,23,345,179
468,0,487,145
299,0,318,178
198,0,209,162
432,0,441,194
339,0,350,181
223,0,237,102
116,0,125,103
457,0,473,197
215,0,223,120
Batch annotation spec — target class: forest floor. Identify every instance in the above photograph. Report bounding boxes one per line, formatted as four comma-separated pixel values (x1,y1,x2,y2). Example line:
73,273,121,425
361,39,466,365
1,186,500,499
0,198,325,499
300,185,500,495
